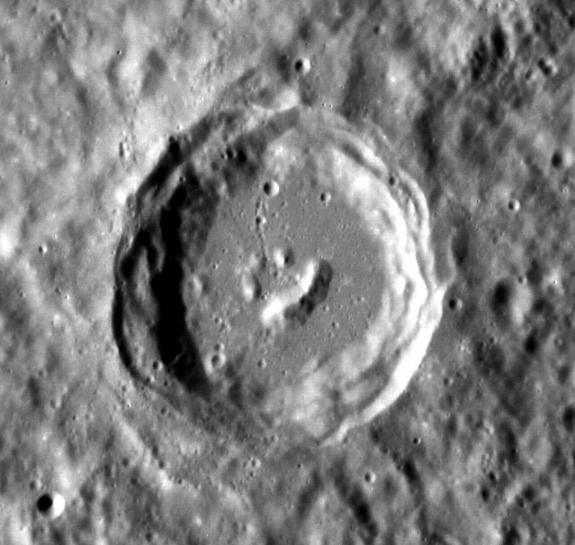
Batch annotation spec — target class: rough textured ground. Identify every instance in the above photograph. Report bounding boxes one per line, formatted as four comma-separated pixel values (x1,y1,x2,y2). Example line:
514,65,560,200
1,1,575,544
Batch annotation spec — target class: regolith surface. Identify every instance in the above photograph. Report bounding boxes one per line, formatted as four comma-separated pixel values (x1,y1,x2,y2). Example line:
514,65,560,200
1,1,574,544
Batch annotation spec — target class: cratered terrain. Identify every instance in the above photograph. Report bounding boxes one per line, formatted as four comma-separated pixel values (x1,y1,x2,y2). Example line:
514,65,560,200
0,1,574,545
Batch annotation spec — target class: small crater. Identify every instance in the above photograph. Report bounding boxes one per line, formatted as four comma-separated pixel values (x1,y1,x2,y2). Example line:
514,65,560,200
262,180,280,197
211,353,224,367
557,364,571,384
224,146,248,165
501,525,521,545
450,225,470,268
36,493,52,513
401,458,419,485
496,421,519,467
526,259,543,285
256,358,267,369
447,297,462,311
537,57,557,77
551,150,563,169
491,25,507,63
491,280,512,320
523,331,538,355
484,99,506,127
562,404,575,432
141,48,167,96
470,37,489,81
36,492,65,519
274,246,295,268
294,57,311,75
363,471,376,484
475,339,507,377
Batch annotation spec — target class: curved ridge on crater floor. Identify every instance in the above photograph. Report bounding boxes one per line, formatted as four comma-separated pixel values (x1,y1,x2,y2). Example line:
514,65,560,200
112,104,447,445
262,108,447,443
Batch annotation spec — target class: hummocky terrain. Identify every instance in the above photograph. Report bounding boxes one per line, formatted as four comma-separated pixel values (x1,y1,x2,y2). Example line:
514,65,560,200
1,1,575,544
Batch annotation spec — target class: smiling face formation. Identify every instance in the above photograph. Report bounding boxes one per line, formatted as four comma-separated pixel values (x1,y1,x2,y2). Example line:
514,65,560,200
192,133,387,410
113,105,446,444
